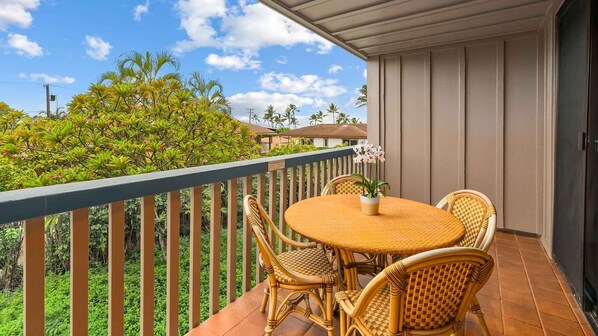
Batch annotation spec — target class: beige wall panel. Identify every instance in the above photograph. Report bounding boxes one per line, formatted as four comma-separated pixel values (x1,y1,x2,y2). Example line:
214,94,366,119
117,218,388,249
382,56,401,196
504,36,539,233
400,53,430,203
430,48,461,204
370,32,544,235
464,42,499,205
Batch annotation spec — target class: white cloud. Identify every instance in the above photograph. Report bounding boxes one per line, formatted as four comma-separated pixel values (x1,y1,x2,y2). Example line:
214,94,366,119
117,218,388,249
328,64,343,74
205,53,260,70
19,72,75,84
0,0,39,31
172,0,225,53
85,35,112,61
7,33,42,57
173,1,333,58
133,1,149,21
259,72,346,98
363,69,367,79
276,56,287,64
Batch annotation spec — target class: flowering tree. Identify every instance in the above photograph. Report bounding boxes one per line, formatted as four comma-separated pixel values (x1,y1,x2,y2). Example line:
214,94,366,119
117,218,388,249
351,140,390,197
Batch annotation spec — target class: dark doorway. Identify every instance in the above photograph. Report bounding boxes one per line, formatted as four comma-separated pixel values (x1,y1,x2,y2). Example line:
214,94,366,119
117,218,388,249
554,0,598,328
585,0,598,321
554,0,589,298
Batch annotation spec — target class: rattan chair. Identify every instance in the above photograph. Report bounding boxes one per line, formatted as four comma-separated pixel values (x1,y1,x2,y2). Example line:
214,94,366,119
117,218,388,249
436,190,497,251
335,247,494,336
321,175,385,282
243,195,337,336
321,174,365,195
436,190,497,336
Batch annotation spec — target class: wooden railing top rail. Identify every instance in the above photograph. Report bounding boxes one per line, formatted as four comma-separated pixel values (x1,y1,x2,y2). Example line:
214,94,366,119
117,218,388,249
0,147,353,224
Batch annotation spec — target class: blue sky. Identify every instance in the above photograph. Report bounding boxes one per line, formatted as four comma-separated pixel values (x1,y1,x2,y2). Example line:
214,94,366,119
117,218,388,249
0,0,367,126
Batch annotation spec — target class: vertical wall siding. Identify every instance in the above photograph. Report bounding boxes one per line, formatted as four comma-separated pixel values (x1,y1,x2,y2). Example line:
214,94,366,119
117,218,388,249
370,33,544,234
431,48,462,203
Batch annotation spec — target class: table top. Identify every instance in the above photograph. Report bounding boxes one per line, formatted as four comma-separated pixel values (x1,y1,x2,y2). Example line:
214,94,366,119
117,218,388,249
284,194,465,255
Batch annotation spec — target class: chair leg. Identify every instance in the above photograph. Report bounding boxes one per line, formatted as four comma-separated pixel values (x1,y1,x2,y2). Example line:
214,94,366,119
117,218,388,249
340,309,347,336
264,287,277,336
325,284,334,336
470,295,490,336
260,286,270,313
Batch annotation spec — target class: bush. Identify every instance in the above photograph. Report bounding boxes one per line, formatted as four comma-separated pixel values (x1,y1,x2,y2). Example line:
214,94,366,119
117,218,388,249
0,229,257,335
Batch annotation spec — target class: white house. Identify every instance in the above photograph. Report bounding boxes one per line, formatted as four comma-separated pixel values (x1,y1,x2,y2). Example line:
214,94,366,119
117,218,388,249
279,124,367,148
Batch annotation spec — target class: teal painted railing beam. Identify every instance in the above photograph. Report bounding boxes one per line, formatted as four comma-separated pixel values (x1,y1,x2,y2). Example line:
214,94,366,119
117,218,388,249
0,147,353,224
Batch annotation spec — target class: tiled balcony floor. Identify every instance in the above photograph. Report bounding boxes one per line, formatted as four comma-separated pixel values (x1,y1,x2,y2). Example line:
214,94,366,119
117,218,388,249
188,231,596,336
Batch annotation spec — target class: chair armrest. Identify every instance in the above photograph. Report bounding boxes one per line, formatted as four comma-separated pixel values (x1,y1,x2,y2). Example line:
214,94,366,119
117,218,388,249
337,270,389,318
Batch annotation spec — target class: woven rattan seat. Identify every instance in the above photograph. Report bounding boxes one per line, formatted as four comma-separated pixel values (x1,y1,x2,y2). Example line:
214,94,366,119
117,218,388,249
244,195,336,336
274,248,336,285
336,247,494,336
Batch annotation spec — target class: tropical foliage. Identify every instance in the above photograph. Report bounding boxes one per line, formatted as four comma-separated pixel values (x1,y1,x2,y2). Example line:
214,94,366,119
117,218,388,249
356,84,367,108
326,103,340,124
100,51,181,84
266,138,319,156
0,82,257,189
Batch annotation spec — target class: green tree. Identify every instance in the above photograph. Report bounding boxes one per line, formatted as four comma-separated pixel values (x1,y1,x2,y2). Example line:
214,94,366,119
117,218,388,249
263,105,276,128
272,113,286,129
315,110,328,124
250,113,260,124
356,84,367,108
100,51,181,84
284,104,299,128
0,80,260,189
350,117,361,123
187,72,231,114
336,112,350,124
309,114,319,125
326,103,340,124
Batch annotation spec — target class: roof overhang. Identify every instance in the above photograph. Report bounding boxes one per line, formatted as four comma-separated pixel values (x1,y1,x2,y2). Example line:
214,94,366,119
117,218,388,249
260,0,557,59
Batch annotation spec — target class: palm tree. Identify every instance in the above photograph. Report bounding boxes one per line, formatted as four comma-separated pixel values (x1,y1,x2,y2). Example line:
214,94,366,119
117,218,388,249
350,117,361,123
263,105,276,128
309,114,319,125
315,110,328,124
187,72,231,114
326,103,340,124
356,84,367,108
284,104,299,128
100,51,181,84
272,113,286,129
336,112,350,124
250,113,261,124
289,116,299,128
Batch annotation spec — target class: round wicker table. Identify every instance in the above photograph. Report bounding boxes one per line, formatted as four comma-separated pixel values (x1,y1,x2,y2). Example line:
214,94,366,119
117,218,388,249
285,194,466,289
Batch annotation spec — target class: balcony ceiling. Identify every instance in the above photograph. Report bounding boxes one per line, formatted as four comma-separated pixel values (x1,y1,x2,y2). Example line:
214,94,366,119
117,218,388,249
260,0,556,59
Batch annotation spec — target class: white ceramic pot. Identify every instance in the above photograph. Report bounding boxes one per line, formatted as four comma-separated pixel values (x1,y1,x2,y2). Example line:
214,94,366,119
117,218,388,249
360,194,380,216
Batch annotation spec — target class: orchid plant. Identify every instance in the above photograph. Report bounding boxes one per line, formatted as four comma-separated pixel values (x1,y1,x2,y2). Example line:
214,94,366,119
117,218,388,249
352,140,391,198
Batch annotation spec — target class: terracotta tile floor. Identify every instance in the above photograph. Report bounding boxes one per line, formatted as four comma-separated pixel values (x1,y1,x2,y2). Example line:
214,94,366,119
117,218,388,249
188,231,596,336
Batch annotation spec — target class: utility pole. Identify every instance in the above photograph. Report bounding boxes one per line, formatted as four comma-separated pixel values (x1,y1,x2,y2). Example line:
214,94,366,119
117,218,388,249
44,84,50,118
247,108,255,124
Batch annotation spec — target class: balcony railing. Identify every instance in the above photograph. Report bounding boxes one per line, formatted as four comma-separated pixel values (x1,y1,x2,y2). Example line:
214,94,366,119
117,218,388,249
0,147,355,335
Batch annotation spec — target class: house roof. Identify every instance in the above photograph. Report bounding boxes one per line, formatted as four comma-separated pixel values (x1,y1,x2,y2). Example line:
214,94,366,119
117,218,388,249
240,122,277,136
279,124,367,139
259,0,554,59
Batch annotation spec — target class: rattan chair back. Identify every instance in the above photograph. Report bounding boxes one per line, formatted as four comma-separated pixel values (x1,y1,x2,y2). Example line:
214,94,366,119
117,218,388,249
321,174,365,195
337,247,494,335
436,190,497,252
